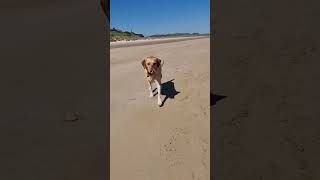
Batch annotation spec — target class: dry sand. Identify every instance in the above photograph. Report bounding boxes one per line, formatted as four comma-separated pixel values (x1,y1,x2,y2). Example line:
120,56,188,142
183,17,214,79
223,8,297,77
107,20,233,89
111,37,210,179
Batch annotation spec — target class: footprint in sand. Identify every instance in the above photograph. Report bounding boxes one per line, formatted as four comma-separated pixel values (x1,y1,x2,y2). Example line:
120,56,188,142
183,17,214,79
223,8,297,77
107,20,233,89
160,127,192,168
179,95,189,101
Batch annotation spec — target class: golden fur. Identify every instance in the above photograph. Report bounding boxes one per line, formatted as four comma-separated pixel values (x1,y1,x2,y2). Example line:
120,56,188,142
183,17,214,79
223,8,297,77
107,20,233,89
141,56,164,106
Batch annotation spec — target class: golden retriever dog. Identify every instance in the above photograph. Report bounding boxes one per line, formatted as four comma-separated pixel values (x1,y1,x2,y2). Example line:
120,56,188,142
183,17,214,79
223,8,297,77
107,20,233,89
141,56,164,106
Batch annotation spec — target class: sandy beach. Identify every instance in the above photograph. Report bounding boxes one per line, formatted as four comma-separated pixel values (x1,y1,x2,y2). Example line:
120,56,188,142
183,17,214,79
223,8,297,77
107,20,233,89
110,36,209,49
111,37,210,179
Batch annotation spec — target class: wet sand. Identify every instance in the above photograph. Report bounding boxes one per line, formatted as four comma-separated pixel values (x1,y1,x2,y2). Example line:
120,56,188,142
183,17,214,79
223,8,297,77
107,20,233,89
110,36,209,49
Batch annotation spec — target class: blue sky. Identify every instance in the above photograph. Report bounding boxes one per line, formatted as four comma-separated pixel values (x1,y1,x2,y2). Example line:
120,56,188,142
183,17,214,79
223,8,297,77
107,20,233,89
110,0,210,36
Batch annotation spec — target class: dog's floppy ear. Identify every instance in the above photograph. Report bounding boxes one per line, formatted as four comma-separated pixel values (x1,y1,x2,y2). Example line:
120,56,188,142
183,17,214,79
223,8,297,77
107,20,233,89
156,58,161,67
141,59,146,69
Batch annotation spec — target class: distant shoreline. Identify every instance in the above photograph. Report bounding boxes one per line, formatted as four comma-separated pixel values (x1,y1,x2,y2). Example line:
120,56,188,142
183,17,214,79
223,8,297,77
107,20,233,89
110,35,209,49
110,28,209,42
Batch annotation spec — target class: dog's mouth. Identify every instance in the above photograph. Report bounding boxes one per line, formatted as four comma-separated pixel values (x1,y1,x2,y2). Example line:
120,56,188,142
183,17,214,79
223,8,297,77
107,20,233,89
148,70,155,75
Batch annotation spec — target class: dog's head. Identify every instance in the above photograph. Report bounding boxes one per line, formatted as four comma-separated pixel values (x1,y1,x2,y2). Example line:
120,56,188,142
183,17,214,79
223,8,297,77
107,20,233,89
141,56,161,76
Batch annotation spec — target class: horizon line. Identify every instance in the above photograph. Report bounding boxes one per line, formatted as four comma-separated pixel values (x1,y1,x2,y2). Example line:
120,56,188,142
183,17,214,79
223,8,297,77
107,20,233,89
110,27,210,36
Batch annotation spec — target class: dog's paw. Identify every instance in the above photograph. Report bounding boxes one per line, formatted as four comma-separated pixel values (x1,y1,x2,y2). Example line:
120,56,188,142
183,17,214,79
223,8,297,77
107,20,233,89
149,94,154,98
158,100,162,106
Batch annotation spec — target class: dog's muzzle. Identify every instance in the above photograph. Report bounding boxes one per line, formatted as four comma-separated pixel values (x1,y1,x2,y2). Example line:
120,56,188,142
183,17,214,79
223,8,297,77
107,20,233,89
147,71,154,77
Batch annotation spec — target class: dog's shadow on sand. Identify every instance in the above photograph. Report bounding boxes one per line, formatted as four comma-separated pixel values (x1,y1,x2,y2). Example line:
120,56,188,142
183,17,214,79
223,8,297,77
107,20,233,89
210,93,227,106
153,79,180,107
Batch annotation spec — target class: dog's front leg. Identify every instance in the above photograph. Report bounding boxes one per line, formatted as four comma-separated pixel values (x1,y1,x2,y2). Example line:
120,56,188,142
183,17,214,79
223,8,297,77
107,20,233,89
148,81,153,98
155,80,162,106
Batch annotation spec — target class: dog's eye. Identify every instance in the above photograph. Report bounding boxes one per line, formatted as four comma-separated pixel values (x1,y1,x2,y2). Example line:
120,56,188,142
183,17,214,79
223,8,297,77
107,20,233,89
147,63,150,65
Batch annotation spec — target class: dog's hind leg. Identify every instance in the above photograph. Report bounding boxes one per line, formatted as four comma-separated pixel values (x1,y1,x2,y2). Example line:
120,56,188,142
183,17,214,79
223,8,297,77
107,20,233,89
148,81,153,98
155,80,162,106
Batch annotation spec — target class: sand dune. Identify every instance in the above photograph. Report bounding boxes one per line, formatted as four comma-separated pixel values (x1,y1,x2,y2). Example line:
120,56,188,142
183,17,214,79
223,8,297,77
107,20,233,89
111,37,210,180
